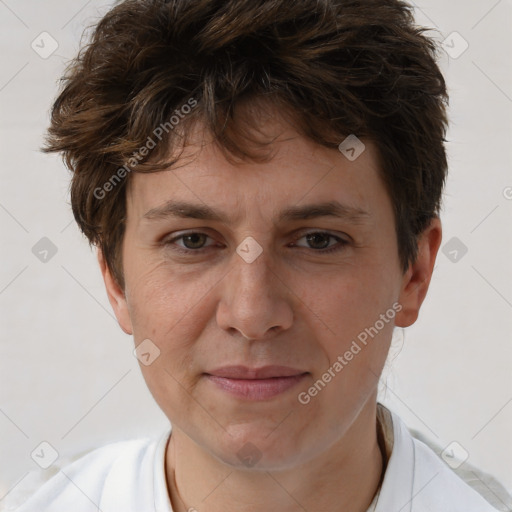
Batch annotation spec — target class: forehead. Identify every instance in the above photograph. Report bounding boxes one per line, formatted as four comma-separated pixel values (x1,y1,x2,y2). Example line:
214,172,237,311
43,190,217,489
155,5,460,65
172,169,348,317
125,118,386,226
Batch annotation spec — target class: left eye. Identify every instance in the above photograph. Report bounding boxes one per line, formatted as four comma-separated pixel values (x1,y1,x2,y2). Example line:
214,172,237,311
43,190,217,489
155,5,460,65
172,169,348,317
291,231,349,254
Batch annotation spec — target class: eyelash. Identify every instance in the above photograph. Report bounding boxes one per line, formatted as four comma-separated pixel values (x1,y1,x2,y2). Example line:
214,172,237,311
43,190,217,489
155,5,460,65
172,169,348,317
163,231,349,255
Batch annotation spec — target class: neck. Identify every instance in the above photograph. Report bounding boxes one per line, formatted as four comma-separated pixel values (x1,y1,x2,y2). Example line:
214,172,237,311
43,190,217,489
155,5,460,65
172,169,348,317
165,399,383,512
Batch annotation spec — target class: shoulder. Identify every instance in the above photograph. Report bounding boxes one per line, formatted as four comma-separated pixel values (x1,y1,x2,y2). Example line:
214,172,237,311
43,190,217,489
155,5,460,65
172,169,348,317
409,428,512,512
410,436,502,511
382,406,510,512
4,430,171,512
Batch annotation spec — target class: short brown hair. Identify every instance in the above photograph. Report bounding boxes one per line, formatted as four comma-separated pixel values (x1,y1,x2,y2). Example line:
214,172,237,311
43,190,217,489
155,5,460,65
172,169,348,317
44,0,449,291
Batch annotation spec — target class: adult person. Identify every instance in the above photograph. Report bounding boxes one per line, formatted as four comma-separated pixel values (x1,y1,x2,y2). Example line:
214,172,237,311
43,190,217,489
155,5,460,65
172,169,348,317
10,0,511,510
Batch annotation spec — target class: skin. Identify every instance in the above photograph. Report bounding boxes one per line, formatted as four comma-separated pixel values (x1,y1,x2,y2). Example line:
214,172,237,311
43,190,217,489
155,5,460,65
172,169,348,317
98,110,442,512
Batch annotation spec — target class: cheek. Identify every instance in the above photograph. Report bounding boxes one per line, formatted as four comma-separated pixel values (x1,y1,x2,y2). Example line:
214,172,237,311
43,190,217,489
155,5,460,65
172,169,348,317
126,266,204,417
124,261,218,391
125,258,208,341
299,300,394,429
307,266,396,333
302,264,398,386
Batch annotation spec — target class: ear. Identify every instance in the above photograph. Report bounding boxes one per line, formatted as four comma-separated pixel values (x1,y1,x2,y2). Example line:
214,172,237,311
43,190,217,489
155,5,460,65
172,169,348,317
395,217,442,328
96,247,133,335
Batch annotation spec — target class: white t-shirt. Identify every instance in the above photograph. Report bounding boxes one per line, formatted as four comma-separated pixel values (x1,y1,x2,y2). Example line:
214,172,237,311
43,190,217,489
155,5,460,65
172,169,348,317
4,405,508,512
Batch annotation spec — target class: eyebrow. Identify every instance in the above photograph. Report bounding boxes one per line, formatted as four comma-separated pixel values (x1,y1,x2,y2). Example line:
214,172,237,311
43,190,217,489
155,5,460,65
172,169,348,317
142,200,371,224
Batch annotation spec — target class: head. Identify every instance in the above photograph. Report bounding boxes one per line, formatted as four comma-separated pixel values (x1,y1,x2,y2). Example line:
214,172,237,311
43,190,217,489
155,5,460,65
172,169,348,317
45,0,448,469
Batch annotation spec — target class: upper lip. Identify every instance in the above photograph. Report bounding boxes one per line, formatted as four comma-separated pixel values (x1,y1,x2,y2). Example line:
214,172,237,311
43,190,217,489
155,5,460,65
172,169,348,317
206,365,308,379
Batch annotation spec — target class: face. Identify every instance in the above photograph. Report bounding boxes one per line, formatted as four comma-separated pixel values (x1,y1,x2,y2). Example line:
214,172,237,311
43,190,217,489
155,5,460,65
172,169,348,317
100,112,441,470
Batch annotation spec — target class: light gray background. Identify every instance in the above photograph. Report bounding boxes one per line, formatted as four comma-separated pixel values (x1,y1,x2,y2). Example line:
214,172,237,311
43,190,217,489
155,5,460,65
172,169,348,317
1,0,511,502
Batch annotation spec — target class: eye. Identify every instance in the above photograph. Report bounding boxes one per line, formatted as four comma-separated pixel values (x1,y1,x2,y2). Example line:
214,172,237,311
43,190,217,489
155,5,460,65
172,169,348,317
291,231,349,254
163,230,349,255
164,232,217,253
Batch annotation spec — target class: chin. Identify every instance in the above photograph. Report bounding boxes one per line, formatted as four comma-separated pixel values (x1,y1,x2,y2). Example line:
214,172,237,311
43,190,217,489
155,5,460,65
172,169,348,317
213,428,307,471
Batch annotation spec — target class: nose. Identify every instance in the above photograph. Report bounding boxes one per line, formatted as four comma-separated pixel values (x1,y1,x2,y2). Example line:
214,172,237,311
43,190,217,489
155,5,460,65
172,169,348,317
216,244,294,341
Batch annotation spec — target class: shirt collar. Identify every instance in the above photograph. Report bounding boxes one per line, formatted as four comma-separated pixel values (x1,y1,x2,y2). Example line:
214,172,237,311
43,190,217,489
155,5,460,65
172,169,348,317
154,427,174,512
374,402,416,512
154,404,413,512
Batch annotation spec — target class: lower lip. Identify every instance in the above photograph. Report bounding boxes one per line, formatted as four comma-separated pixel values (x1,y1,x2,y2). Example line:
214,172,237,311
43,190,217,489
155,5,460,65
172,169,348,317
205,374,308,400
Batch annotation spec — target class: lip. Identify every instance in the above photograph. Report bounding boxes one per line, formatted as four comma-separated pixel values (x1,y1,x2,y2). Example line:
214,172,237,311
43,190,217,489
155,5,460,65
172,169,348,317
204,366,309,401
206,365,307,379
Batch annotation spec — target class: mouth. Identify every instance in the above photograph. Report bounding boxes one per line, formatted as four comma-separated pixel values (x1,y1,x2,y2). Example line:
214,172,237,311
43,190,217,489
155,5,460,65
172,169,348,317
204,365,309,401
